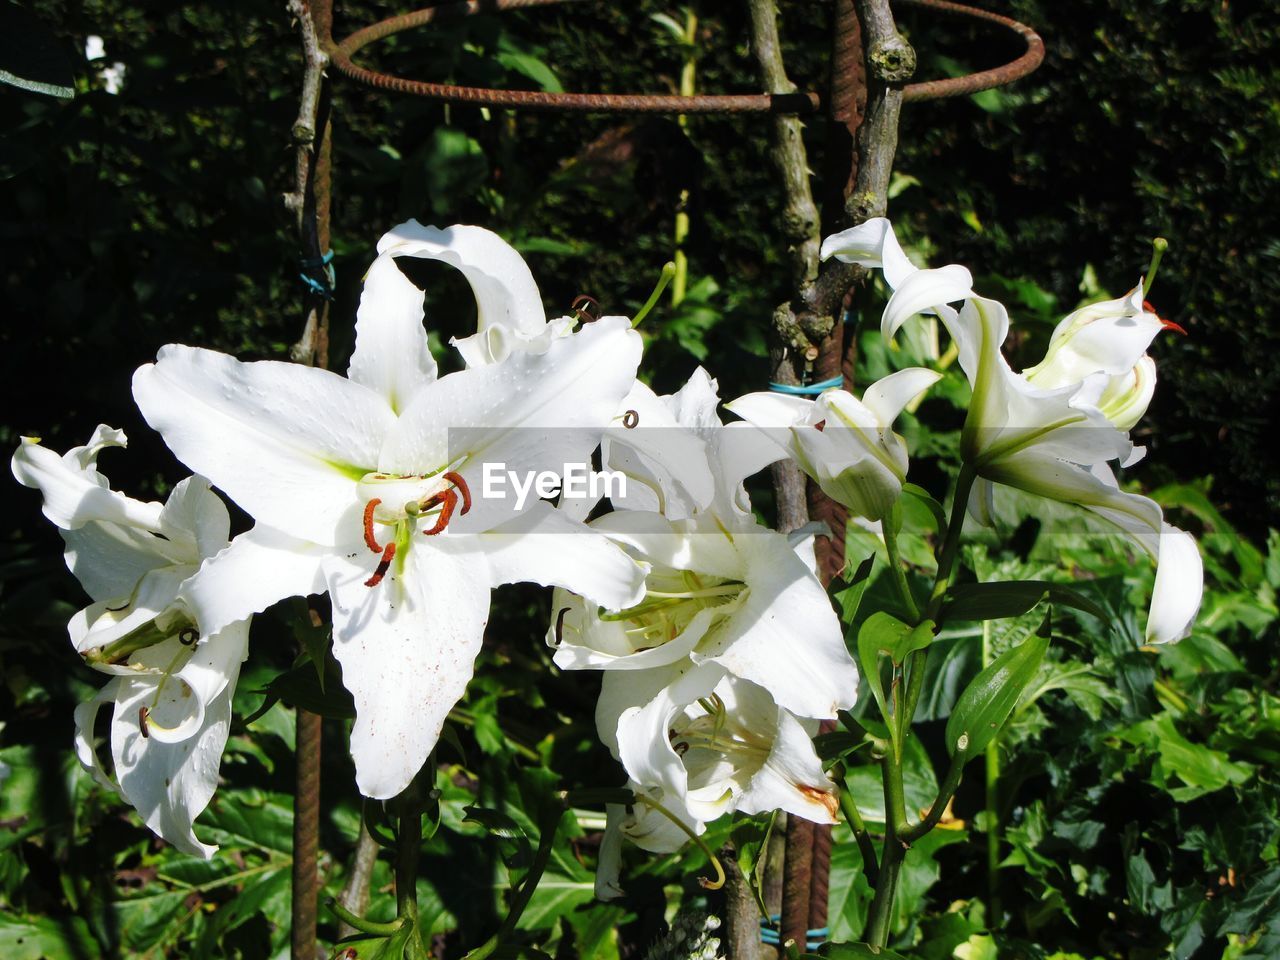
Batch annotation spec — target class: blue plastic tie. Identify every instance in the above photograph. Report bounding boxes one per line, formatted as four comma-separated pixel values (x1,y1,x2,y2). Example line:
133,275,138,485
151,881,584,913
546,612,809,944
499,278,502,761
767,375,843,396
299,249,336,300
759,915,828,951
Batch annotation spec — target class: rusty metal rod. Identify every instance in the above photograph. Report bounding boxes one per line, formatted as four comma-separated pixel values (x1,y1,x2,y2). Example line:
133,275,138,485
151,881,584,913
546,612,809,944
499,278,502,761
321,0,1042,113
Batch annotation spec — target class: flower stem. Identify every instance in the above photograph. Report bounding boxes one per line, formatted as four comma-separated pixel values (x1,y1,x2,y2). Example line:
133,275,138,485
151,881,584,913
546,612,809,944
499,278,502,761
463,806,567,960
863,463,978,946
387,759,434,959
632,262,677,327
982,617,1001,921
832,764,879,887
883,502,920,622
1143,237,1169,297
671,7,697,306
925,463,977,621
901,752,964,843
864,750,908,947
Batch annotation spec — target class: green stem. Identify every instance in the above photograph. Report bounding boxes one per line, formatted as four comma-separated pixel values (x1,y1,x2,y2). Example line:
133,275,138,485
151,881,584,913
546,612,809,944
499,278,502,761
387,759,434,959
636,794,726,890
833,764,879,887
464,806,567,960
899,648,929,744
1143,237,1168,296
631,262,676,327
925,463,978,621
82,615,192,666
864,750,908,947
671,8,697,306
325,897,406,937
863,464,979,946
982,617,1001,921
394,787,422,924
901,752,964,843
883,502,920,622
985,740,1000,922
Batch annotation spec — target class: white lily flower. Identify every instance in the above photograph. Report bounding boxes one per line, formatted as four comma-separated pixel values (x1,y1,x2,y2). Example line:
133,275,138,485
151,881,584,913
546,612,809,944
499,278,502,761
846,218,1201,644
1023,284,1182,431
12,427,246,857
588,376,719,522
373,219,575,367
597,662,839,832
548,370,855,720
551,509,854,719
133,226,648,800
725,367,941,522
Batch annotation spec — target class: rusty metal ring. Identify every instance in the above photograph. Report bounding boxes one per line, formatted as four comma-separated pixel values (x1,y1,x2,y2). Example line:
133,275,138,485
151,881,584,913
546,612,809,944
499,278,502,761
897,0,1045,102
324,0,1043,113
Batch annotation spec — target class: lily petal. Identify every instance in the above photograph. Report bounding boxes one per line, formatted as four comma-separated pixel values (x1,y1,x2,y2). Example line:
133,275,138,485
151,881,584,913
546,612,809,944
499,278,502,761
108,666,239,858
738,708,838,824
347,252,438,415
1146,524,1203,644
860,367,943,427
693,530,857,720
63,522,173,603
469,500,647,610
382,317,642,531
374,221,547,366
601,380,715,520
882,265,975,343
324,542,491,800
180,525,329,636
12,436,164,532
614,662,724,795
820,217,917,289
133,345,396,545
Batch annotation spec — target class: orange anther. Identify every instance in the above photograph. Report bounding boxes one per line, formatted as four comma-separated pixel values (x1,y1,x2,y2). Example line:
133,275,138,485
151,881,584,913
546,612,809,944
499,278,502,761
139,706,151,739
421,489,458,536
1143,300,1188,336
363,499,383,553
364,542,396,587
443,471,472,515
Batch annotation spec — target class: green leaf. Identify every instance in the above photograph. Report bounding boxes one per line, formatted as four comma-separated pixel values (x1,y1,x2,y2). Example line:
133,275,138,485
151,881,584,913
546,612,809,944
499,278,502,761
1116,714,1254,800
844,729,937,823
826,825,873,941
945,633,1049,758
201,789,295,854
495,50,563,93
0,914,102,959
291,598,333,689
511,872,596,930
901,483,947,534
941,581,1106,623
191,866,291,959
856,613,934,726
261,655,354,719
463,805,527,841
835,554,876,623
913,632,981,722
816,943,910,959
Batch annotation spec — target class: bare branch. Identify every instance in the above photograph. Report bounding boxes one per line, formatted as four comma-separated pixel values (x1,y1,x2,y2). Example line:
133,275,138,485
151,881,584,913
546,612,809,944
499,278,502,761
846,0,914,225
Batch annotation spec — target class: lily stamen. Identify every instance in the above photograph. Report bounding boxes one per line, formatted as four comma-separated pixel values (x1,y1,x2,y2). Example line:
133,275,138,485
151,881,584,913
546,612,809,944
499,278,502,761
364,542,397,588
1142,300,1188,336
442,471,472,515
363,498,384,553
420,489,458,536
139,706,151,739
